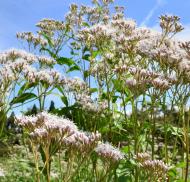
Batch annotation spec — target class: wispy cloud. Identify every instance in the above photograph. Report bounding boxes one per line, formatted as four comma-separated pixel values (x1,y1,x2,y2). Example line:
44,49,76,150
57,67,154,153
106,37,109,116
140,0,166,27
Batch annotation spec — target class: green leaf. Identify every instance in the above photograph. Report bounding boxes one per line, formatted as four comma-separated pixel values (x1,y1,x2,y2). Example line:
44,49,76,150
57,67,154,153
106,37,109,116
84,70,89,79
118,176,132,182
57,57,75,66
112,79,122,93
121,146,130,154
56,86,65,95
82,22,90,27
112,95,119,103
92,50,99,59
89,88,98,94
168,168,177,177
61,96,68,107
175,161,186,168
18,82,37,96
10,93,37,105
101,92,108,100
66,65,80,73
40,47,57,59
55,86,68,106
82,54,91,61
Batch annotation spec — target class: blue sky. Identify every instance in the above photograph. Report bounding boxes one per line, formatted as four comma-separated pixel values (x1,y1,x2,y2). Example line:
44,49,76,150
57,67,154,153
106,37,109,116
0,0,190,51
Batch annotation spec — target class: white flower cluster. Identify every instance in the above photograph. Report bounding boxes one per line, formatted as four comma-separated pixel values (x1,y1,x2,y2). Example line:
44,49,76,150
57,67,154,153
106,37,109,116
0,49,36,64
22,67,88,92
136,153,169,180
137,35,190,82
89,59,111,78
16,112,77,140
78,24,113,48
0,66,18,90
0,49,56,66
159,15,183,34
65,0,114,30
95,143,124,163
15,115,43,131
36,18,66,32
143,159,168,172
135,152,151,163
16,112,101,153
37,56,55,65
64,131,101,153
0,48,88,90
76,94,108,113
78,12,190,85
114,65,173,92
23,69,60,85
17,32,48,47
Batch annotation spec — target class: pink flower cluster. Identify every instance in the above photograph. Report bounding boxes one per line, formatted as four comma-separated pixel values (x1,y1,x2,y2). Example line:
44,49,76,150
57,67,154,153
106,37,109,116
136,153,169,180
95,143,124,163
16,112,101,153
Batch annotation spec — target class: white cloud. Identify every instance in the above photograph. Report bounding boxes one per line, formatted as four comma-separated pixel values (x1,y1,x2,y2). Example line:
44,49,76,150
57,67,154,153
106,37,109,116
140,0,166,27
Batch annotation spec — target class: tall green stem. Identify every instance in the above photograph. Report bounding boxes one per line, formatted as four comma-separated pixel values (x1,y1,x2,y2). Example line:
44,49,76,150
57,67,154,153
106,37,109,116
185,107,189,182
163,93,169,163
0,110,7,138
151,97,156,160
132,96,139,182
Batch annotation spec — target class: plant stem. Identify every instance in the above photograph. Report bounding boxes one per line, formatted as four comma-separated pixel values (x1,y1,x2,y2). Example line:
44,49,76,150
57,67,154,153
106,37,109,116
185,107,189,182
132,96,139,182
151,97,156,160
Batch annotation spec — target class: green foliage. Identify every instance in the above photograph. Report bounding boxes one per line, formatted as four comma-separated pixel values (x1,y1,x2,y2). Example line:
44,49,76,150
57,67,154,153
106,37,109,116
10,93,37,105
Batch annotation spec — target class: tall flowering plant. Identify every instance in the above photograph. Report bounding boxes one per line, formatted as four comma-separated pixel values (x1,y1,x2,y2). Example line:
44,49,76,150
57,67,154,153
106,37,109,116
1,0,190,181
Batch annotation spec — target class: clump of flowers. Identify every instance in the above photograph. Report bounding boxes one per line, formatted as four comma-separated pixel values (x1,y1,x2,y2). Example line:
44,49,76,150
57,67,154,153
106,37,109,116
17,32,48,48
64,131,101,154
15,112,102,181
136,153,169,181
16,112,78,143
95,142,124,164
76,94,108,113
93,142,124,181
